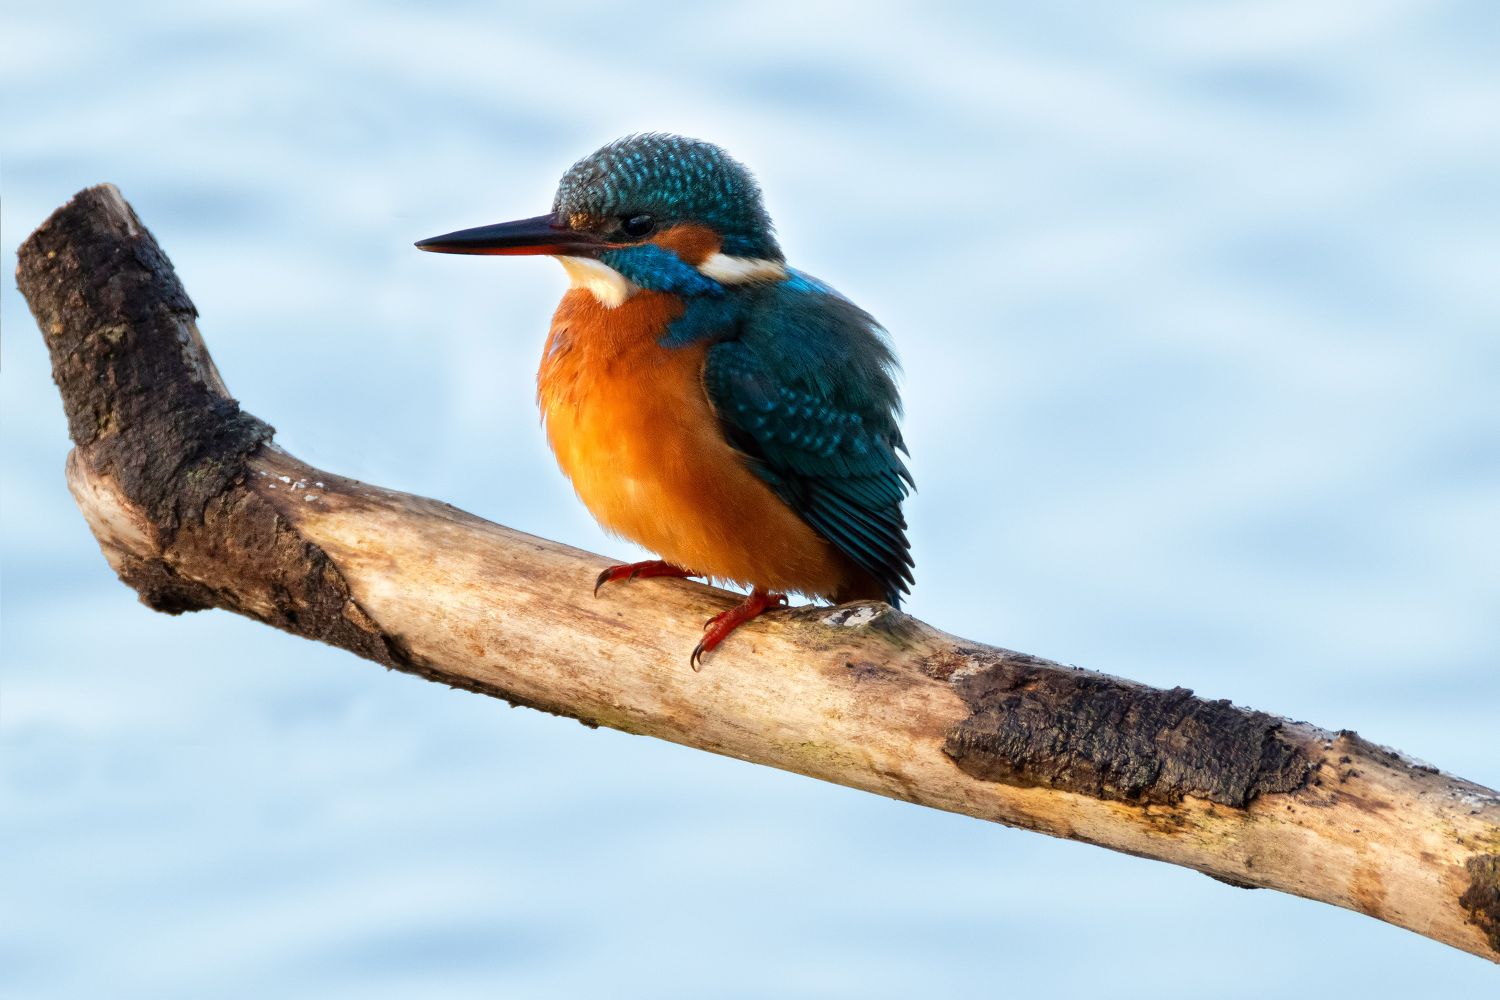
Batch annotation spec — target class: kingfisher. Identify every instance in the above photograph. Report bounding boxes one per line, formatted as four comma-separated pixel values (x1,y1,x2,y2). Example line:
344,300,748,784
416,134,913,666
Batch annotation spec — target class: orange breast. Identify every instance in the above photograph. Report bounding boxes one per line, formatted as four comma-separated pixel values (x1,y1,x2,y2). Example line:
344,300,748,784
537,288,859,599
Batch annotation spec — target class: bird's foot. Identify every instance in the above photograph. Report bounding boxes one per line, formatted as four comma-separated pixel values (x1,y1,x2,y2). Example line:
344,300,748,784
594,560,695,597
690,589,788,670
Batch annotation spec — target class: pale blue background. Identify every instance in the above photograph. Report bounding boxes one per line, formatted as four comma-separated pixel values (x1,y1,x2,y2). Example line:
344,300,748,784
3,2,1498,996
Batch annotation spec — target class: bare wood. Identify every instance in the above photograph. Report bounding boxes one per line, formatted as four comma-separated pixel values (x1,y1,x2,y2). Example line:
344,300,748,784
18,184,1500,961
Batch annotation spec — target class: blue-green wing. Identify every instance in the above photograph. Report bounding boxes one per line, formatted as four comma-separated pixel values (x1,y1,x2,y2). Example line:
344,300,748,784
703,276,914,604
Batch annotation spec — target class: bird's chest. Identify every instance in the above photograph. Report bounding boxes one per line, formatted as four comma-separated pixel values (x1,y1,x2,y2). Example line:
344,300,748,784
536,291,723,544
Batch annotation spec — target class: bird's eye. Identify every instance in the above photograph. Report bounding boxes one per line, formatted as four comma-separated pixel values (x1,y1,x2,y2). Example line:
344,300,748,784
619,214,656,239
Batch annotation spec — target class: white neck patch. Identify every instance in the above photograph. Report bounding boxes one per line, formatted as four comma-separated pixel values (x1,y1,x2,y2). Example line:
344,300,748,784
556,256,638,309
697,253,788,285
555,251,786,306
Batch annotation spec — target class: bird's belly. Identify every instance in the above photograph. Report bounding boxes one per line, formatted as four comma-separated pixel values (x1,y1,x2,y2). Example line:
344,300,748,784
538,335,849,597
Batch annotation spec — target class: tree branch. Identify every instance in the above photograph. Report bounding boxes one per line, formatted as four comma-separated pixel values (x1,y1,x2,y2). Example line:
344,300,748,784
18,185,1500,961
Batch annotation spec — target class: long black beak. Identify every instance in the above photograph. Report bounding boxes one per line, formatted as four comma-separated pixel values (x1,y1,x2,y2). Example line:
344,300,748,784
415,212,604,256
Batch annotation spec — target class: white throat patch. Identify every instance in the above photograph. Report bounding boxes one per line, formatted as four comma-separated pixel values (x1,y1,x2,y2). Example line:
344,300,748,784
556,256,638,309
697,253,788,285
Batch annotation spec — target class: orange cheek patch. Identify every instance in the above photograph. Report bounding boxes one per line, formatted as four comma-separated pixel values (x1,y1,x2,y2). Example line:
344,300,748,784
648,223,721,266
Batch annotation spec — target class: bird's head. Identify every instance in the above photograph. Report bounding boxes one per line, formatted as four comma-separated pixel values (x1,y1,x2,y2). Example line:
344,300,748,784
417,134,785,304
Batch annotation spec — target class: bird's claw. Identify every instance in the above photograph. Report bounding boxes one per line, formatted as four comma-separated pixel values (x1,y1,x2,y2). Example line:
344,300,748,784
688,590,788,670
594,560,693,597
593,568,613,597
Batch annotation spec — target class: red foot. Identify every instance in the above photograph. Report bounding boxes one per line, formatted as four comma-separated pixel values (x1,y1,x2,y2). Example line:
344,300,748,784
690,589,788,670
594,560,695,597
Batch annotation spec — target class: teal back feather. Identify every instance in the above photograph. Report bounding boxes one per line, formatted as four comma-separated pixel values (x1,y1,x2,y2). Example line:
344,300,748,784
700,276,914,604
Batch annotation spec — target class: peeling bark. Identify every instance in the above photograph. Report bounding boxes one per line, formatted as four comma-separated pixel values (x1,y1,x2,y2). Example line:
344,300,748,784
17,185,1500,962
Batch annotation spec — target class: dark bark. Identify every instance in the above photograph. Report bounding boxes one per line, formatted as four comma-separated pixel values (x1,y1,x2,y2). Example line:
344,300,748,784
1463,854,1500,954
943,648,1311,807
18,186,405,667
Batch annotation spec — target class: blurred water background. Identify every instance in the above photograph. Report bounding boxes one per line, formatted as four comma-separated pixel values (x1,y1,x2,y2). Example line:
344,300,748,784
3,2,1498,996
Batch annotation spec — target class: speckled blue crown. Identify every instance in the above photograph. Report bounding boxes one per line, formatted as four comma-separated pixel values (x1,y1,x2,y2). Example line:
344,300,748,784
553,134,782,261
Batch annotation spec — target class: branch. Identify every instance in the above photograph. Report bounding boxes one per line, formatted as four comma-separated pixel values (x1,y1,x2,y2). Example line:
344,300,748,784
18,185,1500,961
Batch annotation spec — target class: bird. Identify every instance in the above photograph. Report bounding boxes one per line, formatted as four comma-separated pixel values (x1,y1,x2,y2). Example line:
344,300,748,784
416,134,913,667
